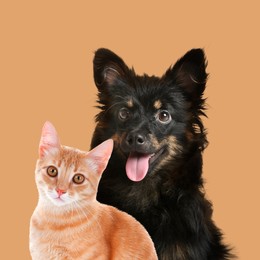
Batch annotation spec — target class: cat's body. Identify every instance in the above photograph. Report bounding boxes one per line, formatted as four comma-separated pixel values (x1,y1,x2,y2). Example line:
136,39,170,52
30,122,157,260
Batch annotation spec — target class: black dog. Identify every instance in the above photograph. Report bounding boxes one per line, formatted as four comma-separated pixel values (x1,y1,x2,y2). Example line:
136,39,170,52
91,48,233,259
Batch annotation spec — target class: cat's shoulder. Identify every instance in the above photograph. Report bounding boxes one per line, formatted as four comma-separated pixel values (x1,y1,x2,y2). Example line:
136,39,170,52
98,203,145,229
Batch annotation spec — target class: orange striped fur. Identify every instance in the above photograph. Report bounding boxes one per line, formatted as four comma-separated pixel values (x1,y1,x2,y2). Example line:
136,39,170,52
30,122,157,260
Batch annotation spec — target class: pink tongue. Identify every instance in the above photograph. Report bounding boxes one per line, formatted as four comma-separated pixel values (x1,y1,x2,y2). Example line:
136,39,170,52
126,152,151,182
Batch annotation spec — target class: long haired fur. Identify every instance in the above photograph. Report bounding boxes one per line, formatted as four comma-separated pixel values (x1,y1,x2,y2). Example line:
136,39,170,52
91,48,234,259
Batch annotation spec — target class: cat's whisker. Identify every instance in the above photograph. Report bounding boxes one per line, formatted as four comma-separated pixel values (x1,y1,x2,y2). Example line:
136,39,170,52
72,201,89,225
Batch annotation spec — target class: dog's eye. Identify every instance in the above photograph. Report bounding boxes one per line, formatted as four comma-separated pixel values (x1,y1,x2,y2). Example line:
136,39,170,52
118,108,130,121
156,110,172,124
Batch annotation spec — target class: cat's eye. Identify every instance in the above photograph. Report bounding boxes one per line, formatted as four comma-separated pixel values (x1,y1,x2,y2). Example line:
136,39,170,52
72,174,85,184
156,110,172,124
118,108,130,121
47,166,58,177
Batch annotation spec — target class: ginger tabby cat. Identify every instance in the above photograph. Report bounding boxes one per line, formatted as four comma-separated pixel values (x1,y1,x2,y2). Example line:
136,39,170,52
30,121,157,260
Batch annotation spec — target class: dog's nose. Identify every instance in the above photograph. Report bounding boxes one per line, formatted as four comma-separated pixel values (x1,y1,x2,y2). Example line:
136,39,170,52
126,133,146,147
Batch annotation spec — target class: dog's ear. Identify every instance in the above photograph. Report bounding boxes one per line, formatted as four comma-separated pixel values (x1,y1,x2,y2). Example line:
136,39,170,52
163,49,208,100
93,48,130,89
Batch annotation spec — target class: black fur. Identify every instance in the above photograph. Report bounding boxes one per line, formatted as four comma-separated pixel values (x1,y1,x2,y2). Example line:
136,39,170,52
91,48,234,259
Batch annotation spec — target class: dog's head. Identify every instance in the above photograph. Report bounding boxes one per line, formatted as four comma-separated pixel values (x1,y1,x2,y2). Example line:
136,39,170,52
92,48,208,182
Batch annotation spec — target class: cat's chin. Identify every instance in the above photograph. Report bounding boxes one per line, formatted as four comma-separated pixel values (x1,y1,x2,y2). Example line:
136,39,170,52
51,197,68,206
44,192,73,207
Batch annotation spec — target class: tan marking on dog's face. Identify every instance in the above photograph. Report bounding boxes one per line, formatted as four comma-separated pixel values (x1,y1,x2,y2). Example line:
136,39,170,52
148,134,161,150
152,136,181,173
111,133,126,149
154,100,162,109
167,136,181,155
126,98,134,108
111,133,121,143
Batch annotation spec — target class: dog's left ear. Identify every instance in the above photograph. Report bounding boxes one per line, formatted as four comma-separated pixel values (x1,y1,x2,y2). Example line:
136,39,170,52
93,48,131,90
163,49,208,100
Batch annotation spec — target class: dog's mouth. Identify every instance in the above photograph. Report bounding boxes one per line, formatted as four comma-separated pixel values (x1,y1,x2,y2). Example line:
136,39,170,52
125,147,165,182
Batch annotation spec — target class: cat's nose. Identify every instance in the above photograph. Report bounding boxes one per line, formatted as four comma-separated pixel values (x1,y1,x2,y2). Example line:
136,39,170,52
56,188,66,197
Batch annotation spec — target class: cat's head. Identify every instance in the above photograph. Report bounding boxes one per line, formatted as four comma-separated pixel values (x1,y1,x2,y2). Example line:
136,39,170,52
35,121,113,208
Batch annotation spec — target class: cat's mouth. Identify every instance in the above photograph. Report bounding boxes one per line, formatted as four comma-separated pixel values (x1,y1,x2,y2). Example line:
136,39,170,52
52,195,65,203
45,190,69,206
125,147,166,182
51,196,70,207
55,197,64,201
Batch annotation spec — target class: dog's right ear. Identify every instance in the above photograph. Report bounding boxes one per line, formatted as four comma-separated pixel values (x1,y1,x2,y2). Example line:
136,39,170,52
93,48,130,89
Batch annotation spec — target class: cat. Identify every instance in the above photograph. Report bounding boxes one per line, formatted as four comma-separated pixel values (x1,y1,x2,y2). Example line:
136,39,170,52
29,121,158,260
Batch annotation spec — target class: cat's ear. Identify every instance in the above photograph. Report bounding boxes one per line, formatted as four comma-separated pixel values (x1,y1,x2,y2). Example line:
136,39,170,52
39,121,60,158
93,48,131,90
163,49,208,100
86,139,113,176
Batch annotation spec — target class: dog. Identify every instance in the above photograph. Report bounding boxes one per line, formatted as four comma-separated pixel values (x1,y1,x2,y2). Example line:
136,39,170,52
91,48,233,259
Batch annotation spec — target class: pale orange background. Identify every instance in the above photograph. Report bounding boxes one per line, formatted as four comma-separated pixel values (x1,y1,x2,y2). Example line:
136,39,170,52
1,1,259,259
